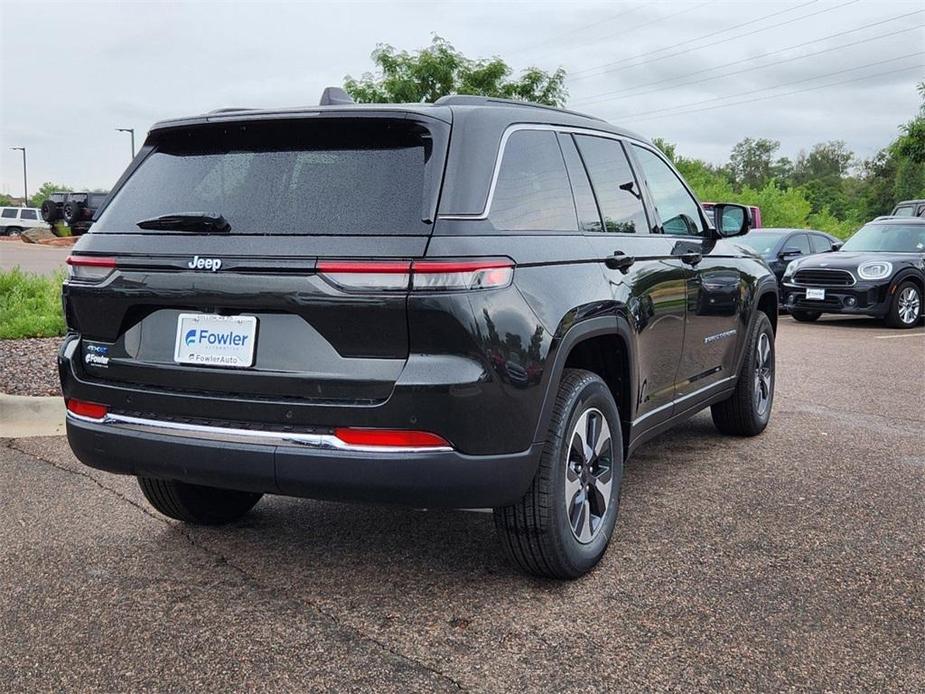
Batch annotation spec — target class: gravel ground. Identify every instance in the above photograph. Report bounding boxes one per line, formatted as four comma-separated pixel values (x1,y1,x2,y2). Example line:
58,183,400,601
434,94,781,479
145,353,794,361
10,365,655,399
0,338,62,396
1,316,923,691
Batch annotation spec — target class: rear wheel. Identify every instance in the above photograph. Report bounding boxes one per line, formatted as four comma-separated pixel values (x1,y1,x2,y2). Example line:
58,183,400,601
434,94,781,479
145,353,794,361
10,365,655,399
885,282,921,329
790,309,821,322
711,312,775,436
137,476,262,525
494,369,623,579
4,226,23,236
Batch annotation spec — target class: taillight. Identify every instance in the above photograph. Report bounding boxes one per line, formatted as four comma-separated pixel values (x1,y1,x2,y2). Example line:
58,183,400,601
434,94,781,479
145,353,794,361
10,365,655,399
316,260,411,291
412,259,513,291
66,255,116,282
316,258,513,292
66,399,109,420
333,427,451,449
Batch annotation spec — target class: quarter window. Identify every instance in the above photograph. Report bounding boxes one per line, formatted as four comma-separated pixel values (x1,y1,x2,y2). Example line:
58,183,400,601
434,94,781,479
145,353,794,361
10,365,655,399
632,145,704,236
488,130,578,232
574,136,648,233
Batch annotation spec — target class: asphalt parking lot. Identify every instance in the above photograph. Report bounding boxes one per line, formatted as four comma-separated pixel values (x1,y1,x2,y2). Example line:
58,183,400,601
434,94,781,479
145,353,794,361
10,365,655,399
1,315,923,692
0,240,70,275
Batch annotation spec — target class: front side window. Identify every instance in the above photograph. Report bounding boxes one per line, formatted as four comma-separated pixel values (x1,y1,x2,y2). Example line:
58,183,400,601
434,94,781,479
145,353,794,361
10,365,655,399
488,130,577,232
1,209,16,219
20,209,37,220
575,135,648,234
810,234,834,253
632,145,704,237
787,234,812,255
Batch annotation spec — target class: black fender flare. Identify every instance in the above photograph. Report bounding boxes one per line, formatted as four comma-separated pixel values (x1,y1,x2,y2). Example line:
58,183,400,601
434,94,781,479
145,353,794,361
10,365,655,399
733,275,778,377
888,268,925,295
531,314,638,448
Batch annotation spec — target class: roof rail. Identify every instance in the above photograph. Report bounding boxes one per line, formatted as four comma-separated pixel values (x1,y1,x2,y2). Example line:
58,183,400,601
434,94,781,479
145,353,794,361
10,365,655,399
433,95,606,122
207,107,255,114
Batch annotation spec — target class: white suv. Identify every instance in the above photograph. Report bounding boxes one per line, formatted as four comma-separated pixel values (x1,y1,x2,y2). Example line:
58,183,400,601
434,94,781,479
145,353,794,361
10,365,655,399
1,207,45,235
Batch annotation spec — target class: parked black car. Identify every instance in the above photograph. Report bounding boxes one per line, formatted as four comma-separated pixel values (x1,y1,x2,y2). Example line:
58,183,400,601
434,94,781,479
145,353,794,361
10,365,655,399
60,93,779,579
891,199,925,217
41,191,109,234
783,218,925,328
735,228,841,298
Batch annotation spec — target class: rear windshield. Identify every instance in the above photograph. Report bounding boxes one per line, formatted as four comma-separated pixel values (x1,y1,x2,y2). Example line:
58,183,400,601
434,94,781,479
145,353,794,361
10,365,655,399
93,119,434,235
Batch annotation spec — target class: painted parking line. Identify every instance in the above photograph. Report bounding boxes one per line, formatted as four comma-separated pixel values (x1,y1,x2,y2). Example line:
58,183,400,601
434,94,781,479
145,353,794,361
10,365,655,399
874,332,925,339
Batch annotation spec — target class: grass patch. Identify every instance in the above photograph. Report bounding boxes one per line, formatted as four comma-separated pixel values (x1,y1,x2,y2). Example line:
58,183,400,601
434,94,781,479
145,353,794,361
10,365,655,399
0,268,67,339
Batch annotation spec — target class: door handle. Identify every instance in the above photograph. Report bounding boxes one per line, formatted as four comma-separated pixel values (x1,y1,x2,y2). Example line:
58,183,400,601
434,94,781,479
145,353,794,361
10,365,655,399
605,251,635,273
678,251,702,266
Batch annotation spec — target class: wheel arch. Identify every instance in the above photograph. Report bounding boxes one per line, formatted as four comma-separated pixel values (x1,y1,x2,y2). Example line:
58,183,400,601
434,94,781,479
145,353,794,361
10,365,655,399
532,316,637,455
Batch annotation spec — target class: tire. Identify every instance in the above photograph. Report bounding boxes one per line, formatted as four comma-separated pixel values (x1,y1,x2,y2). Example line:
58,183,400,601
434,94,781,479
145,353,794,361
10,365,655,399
494,368,623,579
885,281,921,329
4,226,23,236
63,199,84,224
40,199,60,223
790,309,821,322
137,476,262,525
711,312,775,436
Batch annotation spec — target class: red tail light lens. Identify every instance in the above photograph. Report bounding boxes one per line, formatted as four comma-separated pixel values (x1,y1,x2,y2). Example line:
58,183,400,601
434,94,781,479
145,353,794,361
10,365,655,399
316,258,513,292
66,399,109,420
334,427,451,449
66,256,117,282
317,260,412,291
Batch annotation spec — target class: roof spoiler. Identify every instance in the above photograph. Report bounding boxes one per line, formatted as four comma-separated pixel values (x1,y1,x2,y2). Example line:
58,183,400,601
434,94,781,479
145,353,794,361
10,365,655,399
320,87,354,106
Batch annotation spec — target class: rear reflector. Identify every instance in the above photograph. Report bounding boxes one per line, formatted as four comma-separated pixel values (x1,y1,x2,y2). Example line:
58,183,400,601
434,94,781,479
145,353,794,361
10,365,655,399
333,427,450,449
66,399,109,419
66,255,117,282
316,258,513,292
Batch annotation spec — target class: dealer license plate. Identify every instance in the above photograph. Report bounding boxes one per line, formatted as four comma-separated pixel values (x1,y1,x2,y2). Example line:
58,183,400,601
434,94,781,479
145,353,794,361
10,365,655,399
805,288,826,301
173,313,257,367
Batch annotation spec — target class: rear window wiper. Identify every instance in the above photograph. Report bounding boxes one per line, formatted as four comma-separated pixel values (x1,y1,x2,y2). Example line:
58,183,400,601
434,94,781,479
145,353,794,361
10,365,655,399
136,212,230,233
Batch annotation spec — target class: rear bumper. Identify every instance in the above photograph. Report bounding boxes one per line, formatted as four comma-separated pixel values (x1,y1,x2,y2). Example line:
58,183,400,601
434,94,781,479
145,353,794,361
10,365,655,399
65,413,541,508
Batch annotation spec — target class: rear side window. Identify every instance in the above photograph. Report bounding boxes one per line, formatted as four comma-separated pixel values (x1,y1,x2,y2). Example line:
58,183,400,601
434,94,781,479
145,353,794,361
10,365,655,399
1,209,16,218
558,134,603,233
575,135,648,234
93,119,435,235
20,209,37,220
893,205,914,217
488,130,577,232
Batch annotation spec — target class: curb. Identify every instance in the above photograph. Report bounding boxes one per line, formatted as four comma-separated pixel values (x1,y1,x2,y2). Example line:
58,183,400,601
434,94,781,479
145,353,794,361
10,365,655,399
0,394,65,438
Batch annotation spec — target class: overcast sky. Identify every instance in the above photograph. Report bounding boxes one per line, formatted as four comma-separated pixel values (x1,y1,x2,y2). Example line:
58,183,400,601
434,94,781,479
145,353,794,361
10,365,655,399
1,0,922,196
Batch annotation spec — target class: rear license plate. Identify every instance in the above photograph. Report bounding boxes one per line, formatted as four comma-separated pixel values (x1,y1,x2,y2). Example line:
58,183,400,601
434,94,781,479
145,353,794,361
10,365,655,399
805,288,826,301
174,313,257,367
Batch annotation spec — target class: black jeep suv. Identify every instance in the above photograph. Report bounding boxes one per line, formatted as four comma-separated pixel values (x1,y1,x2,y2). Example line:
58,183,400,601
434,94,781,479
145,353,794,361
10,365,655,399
60,95,778,578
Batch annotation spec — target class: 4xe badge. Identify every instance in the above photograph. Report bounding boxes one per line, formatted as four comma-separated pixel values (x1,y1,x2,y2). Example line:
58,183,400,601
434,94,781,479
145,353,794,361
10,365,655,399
188,255,222,272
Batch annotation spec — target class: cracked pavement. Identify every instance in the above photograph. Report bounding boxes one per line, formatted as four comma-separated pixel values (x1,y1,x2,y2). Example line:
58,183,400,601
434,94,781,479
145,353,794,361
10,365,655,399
1,315,923,692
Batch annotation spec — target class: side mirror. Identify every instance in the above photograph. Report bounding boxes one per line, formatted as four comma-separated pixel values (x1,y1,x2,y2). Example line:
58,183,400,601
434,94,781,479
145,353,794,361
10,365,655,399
712,203,751,237
779,246,803,259
832,242,843,251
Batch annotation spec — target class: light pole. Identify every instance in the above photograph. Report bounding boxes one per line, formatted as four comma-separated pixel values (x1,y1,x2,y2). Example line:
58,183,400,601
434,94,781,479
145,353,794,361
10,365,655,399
116,128,135,160
10,147,27,206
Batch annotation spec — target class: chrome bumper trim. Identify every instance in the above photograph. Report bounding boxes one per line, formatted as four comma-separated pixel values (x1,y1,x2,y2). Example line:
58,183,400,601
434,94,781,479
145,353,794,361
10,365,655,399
66,412,454,453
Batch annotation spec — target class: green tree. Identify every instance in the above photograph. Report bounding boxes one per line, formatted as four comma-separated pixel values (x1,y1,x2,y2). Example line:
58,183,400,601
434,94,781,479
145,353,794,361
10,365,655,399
728,137,781,189
344,36,567,106
0,193,13,206
792,141,854,184
29,182,73,208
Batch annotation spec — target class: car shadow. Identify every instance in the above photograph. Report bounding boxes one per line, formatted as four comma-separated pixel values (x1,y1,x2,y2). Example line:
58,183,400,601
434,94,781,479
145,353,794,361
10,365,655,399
153,413,728,587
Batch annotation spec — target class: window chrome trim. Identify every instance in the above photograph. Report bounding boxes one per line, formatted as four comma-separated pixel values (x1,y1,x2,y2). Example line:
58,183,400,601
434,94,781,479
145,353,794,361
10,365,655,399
66,411,454,453
437,124,648,221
